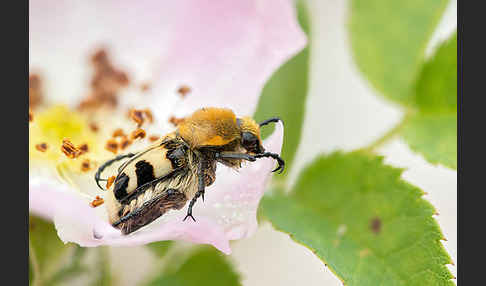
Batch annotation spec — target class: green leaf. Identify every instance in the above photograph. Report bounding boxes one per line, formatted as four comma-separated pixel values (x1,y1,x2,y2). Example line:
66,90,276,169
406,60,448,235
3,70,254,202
261,152,454,286
402,32,457,169
29,257,34,285
402,113,456,169
29,215,72,285
147,241,174,258
413,32,457,112
48,247,88,285
144,246,241,286
29,216,96,286
253,0,310,179
90,247,112,286
349,0,448,104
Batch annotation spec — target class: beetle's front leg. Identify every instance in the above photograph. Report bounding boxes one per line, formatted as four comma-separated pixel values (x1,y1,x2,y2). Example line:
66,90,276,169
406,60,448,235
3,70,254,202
254,152,285,174
214,152,256,161
183,160,206,222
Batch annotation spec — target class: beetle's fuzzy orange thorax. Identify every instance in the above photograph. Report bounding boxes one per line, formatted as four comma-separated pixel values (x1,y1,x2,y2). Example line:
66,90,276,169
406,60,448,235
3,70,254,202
177,107,241,148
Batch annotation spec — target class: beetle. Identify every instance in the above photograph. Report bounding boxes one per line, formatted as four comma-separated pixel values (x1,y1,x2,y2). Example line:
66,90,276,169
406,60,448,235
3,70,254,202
95,107,284,234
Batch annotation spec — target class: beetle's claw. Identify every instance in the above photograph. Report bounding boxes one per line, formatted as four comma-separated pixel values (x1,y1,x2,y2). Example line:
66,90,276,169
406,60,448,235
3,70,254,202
272,162,285,174
272,158,285,174
183,213,196,222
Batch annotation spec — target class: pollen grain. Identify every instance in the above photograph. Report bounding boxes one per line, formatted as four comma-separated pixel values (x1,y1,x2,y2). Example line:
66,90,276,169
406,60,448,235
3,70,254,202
81,159,92,172
149,135,160,142
177,85,191,97
35,143,48,152
106,176,116,189
105,139,119,154
112,128,126,138
119,136,132,150
61,139,81,159
90,196,104,208
130,128,146,140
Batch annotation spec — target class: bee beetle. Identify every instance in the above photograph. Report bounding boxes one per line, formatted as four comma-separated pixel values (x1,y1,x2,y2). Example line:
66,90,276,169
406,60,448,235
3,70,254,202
95,107,284,234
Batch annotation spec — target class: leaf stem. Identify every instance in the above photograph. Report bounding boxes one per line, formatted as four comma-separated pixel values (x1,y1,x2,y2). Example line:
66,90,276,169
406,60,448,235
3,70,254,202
361,110,413,153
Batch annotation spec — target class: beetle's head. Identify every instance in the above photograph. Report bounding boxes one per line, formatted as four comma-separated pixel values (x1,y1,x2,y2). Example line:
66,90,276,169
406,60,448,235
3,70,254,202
237,117,264,154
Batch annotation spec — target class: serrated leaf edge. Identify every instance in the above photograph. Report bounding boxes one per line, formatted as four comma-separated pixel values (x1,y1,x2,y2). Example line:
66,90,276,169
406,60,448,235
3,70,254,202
262,152,454,285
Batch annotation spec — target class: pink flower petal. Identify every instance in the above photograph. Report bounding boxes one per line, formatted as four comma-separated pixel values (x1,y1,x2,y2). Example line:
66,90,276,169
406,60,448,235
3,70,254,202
152,0,307,116
29,177,231,254
29,0,173,104
30,0,306,115
29,123,283,254
30,0,292,253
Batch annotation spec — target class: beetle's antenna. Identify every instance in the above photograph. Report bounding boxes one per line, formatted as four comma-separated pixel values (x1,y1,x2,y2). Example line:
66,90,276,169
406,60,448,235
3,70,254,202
94,153,136,191
259,117,282,127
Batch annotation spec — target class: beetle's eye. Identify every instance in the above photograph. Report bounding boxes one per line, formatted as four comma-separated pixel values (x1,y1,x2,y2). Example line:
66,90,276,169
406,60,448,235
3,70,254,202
241,132,258,150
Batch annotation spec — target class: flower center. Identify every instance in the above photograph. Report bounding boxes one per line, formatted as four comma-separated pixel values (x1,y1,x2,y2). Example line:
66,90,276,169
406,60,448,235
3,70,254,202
29,104,100,173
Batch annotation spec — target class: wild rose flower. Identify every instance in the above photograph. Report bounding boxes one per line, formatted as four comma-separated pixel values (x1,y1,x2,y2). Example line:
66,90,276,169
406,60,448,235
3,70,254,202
29,0,306,254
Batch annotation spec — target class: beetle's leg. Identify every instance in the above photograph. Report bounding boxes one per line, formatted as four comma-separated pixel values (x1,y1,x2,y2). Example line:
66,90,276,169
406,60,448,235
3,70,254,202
259,117,282,127
95,153,136,191
214,152,256,161
216,151,284,174
184,160,206,222
254,152,285,174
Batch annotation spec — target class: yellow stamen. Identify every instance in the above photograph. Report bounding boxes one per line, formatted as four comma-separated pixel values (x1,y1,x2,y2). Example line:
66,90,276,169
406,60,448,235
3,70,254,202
29,105,99,173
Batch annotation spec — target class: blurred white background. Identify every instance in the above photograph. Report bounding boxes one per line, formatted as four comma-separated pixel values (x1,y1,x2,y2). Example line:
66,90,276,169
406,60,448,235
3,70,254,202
108,0,457,285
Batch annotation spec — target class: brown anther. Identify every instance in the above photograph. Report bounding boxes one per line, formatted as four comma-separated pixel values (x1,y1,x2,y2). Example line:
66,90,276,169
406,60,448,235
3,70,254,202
105,139,119,154
177,85,191,97
91,49,109,67
79,48,130,111
78,143,89,155
78,95,106,111
169,116,185,126
29,109,33,122
130,128,146,140
143,109,153,123
115,71,129,85
140,82,151,92
35,143,48,152
81,159,92,172
89,122,99,133
29,74,41,89
29,74,43,109
149,135,160,142
90,196,104,208
61,139,81,159
106,176,116,189
119,136,132,150
129,109,145,127
112,128,126,138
